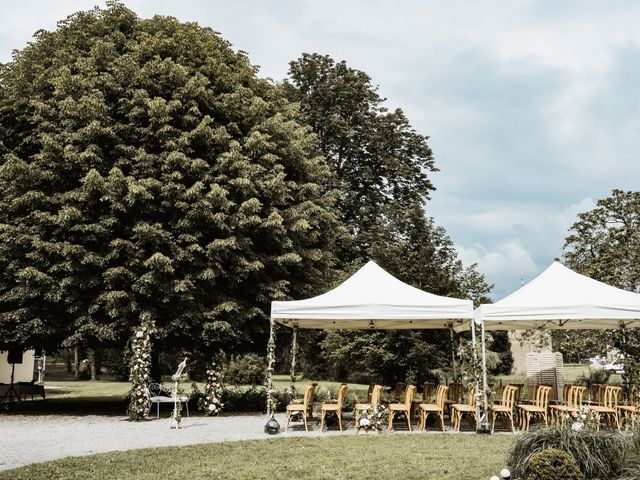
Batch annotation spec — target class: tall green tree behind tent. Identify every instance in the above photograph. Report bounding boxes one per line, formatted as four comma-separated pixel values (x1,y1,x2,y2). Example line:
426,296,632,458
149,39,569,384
283,55,498,381
283,53,436,262
0,3,344,358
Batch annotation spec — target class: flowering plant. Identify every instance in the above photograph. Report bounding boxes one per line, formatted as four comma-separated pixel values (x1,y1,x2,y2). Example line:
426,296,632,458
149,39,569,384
127,314,155,421
201,362,224,416
564,404,599,432
357,404,388,431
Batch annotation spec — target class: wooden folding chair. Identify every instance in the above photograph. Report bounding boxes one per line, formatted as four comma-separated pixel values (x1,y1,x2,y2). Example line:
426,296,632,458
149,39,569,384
320,384,348,431
491,385,518,433
388,384,416,431
451,386,477,431
285,384,315,432
418,384,449,432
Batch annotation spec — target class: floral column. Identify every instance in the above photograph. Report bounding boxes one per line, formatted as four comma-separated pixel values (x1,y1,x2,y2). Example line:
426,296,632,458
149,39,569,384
128,314,154,421
266,318,276,416
290,326,298,399
203,360,224,416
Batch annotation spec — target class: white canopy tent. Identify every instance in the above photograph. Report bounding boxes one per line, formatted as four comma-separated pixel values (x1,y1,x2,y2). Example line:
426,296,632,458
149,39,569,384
271,260,474,330
473,261,640,331
466,261,640,431
266,261,475,417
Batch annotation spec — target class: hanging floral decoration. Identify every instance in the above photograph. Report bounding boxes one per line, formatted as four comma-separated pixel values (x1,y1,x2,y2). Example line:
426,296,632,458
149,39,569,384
201,360,224,416
128,314,155,421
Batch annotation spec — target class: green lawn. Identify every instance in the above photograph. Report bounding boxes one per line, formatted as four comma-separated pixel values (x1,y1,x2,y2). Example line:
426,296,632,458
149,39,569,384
0,434,514,480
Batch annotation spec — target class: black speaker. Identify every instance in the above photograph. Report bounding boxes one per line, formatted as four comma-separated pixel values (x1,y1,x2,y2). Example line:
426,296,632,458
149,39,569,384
7,349,23,364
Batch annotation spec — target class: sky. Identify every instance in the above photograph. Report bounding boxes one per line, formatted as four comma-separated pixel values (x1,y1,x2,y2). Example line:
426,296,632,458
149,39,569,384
1,1,639,299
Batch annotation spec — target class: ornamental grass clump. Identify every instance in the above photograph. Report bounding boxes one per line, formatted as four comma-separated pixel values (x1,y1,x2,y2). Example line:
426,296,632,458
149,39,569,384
507,426,628,479
525,448,582,480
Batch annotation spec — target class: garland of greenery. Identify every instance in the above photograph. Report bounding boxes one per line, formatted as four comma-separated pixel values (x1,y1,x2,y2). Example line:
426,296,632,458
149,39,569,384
128,315,154,421
203,360,224,416
266,319,276,415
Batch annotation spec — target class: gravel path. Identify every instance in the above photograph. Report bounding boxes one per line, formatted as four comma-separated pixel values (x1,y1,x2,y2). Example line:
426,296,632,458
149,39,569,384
0,412,358,471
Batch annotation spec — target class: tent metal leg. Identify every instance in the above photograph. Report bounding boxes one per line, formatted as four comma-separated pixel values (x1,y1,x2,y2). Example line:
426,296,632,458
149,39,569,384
290,326,298,399
478,317,491,433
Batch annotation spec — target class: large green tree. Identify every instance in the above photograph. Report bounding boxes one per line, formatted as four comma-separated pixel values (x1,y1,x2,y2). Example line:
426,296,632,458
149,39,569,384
0,4,343,360
283,53,436,261
561,189,640,386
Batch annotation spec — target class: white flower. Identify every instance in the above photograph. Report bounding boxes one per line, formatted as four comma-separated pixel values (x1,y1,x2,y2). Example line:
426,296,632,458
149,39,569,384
209,404,216,411
136,331,144,338
359,418,371,427
580,414,587,420
571,421,583,432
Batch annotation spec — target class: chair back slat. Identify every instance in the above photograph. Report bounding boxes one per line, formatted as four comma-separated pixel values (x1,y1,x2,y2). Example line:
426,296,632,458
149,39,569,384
370,384,383,407
404,384,416,409
366,383,375,402
466,386,477,407
436,385,449,409
302,384,315,408
335,383,348,408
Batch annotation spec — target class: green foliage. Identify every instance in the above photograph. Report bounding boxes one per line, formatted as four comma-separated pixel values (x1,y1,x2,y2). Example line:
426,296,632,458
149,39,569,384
220,385,290,413
284,53,436,261
507,426,628,480
525,448,583,480
562,189,640,392
564,189,640,293
0,3,343,358
225,353,266,385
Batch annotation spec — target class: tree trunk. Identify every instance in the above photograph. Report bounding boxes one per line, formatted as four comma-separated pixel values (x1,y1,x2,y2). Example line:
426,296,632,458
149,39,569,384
74,346,80,380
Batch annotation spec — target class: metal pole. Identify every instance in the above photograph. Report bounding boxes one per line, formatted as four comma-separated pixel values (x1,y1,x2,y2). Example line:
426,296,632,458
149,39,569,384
266,318,276,416
479,315,491,432
290,326,298,399
471,319,482,432
450,327,458,381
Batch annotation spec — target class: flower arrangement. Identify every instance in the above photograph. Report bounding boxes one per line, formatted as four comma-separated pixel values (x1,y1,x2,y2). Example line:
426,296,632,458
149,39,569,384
201,361,224,416
564,404,599,432
357,404,388,432
127,314,155,421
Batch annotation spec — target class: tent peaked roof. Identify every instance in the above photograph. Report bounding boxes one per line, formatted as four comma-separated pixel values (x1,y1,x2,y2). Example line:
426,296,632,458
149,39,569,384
476,261,640,331
271,260,473,329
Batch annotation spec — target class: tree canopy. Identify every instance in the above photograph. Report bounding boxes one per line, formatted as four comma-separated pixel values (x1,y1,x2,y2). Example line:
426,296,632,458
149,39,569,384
283,54,497,383
0,3,343,357
561,189,640,386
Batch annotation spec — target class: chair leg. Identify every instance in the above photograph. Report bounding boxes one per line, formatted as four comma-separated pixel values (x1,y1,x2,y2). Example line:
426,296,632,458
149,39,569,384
338,412,342,432
285,411,291,432
439,413,445,432
491,412,496,434
320,410,326,431
388,411,395,431
303,410,309,432
406,409,412,431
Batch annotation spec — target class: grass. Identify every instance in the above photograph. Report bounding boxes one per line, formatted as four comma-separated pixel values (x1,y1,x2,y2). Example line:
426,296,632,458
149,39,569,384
0,434,514,480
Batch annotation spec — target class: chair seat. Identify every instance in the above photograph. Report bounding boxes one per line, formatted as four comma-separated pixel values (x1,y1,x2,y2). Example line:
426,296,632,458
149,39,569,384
618,405,636,413
388,403,409,411
286,403,307,411
518,405,545,413
419,403,440,412
321,403,340,411
354,403,372,411
591,406,616,413
452,404,475,413
491,405,512,413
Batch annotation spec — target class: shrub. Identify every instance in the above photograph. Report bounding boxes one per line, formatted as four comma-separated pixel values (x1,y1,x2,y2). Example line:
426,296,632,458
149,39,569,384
220,386,290,413
525,448,582,480
225,354,266,385
508,426,627,479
